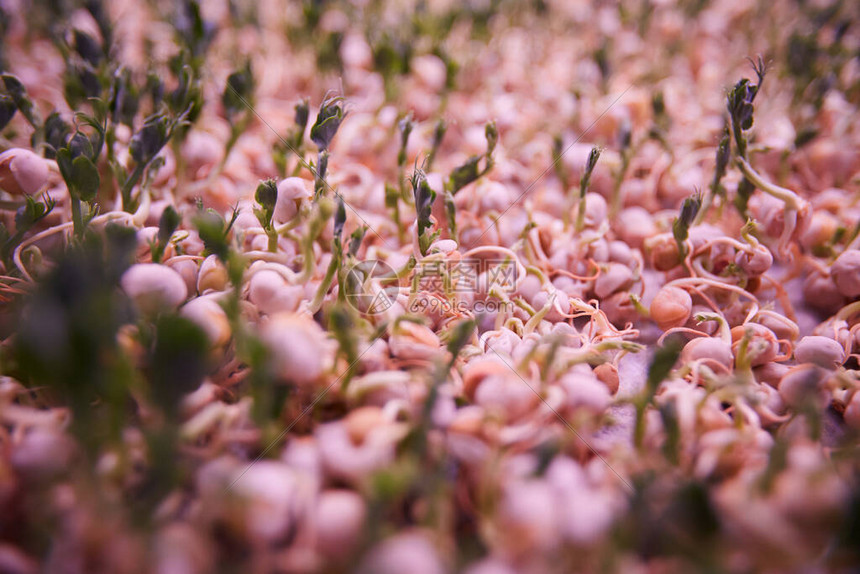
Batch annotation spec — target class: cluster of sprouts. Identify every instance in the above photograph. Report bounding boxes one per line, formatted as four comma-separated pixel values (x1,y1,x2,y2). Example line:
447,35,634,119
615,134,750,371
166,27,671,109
0,0,859,573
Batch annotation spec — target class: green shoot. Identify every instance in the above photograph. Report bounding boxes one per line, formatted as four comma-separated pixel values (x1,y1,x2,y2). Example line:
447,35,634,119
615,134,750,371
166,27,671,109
397,114,414,200
275,99,310,177
445,120,497,195
0,194,56,266
425,119,447,171
149,206,181,264
310,196,346,311
444,190,458,243
611,118,633,218
553,134,570,192
397,113,414,168
310,93,346,152
254,179,279,252
733,176,755,218
328,304,359,390
2,74,41,130
214,61,255,177
672,190,703,260
348,225,367,258
385,182,405,242
192,205,240,263
695,129,730,225
56,118,106,238
123,109,189,212
726,56,767,159
575,146,601,232
634,338,683,448
410,168,438,256
310,94,345,198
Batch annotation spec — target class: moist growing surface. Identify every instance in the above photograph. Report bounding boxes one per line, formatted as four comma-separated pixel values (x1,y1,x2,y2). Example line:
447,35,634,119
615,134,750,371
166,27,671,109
1,1,860,573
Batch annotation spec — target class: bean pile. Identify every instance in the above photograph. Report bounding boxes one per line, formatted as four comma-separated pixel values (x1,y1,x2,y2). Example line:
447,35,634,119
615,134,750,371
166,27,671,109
0,0,859,573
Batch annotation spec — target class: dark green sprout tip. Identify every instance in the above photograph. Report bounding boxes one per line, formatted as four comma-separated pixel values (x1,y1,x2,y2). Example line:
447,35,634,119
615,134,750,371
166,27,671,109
618,117,632,150
310,94,346,151
255,179,278,211
715,131,730,173
678,191,703,228
334,196,347,239
410,169,438,254
57,148,100,203
485,120,498,154
646,338,683,394
672,190,703,251
0,94,18,131
222,61,254,116
294,98,310,129
579,146,602,197
585,146,602,173
130,113,171,165
158,205,181,245
446,319,476,361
